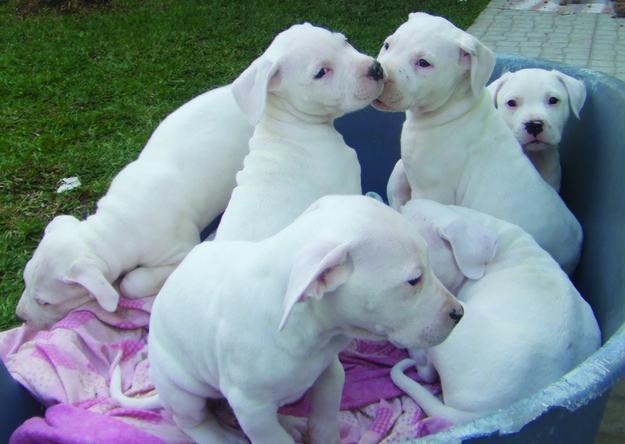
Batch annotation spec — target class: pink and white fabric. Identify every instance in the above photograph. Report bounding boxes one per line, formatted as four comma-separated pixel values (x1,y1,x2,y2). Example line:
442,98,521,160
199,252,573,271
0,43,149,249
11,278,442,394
0,296,451,443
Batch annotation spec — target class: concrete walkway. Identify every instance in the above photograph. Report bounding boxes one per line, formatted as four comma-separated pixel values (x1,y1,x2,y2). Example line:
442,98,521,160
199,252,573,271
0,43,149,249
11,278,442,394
466,2,625,443
467,0,625,81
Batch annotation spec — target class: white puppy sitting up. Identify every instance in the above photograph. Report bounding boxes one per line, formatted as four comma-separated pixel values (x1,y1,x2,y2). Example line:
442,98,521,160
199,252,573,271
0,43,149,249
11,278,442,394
215,23,384,241
487,68,587,192
391,199,601,425
16,85,253,330
112,195,464,444
377,12,582,275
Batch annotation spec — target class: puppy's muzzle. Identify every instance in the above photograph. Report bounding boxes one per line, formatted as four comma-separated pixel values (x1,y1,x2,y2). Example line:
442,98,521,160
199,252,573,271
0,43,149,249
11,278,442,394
449,306,464,324
367,61,384,81
524,120,544,137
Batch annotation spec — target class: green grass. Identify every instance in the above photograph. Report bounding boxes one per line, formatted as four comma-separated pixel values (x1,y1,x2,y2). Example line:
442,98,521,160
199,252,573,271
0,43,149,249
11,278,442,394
0,0,490,330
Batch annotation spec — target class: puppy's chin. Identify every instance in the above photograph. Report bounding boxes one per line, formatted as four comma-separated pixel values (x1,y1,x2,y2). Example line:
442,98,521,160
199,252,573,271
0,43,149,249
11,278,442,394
522,140,554,152
344,325,387,342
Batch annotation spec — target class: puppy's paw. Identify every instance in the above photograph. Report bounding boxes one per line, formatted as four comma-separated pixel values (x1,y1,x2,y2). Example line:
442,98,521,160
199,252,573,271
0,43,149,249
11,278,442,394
119,265,174,299
308,419,340,444
278,415,308,443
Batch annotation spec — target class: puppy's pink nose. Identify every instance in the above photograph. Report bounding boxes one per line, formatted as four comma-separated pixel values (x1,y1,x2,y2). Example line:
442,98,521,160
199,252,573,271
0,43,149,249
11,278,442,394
449,305,463,324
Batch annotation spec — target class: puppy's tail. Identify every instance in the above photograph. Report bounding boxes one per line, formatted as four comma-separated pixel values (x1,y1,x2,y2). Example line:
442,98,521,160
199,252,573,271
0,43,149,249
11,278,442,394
391,359,479,425
110,362,161,410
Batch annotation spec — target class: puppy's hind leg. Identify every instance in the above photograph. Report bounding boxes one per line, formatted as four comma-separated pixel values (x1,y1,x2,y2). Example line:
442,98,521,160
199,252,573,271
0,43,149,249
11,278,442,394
152,369,246,444
120,264,178,298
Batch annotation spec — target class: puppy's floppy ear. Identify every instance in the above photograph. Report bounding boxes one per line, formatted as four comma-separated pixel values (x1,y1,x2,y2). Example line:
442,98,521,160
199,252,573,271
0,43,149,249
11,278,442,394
456,32,496,97
486,71,512,108
553,71,586,119
437,219,497,280
232,57,281,126
44,215,80,235
279,241,353,331
63,260,119,312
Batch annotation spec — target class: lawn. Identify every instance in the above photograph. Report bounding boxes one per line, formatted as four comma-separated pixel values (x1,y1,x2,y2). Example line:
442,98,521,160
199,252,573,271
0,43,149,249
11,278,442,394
0,0,490,330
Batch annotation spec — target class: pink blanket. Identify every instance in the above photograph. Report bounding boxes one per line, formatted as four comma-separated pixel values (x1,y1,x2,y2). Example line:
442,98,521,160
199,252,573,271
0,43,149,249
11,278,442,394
0,296,450,443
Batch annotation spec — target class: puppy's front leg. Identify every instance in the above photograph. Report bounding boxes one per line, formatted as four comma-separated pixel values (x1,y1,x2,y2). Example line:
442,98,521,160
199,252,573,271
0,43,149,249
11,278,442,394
307,357,344,444
408,348,437,383
227,389,294,444
387,159,412,211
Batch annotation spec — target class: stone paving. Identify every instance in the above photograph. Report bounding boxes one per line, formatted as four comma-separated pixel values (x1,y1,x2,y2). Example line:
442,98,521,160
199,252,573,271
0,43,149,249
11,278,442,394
466,2,625,443
467,0,625,81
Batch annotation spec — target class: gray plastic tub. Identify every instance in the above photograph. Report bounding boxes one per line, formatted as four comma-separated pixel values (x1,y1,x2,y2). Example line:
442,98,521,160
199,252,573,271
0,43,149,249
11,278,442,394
335,54,625,443
3,55,624,443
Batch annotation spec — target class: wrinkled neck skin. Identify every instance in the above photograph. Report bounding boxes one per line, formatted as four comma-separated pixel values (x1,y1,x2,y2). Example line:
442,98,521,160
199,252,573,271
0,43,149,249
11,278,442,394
256,95,341,143
406,79,481,130
82,210,142,283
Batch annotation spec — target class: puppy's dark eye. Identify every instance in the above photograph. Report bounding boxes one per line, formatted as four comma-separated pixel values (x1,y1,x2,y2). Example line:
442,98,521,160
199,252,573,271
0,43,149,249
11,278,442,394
384,42,390,50
314,67,327,79
407,276,421,286
417,59,431,68
35,298,51,306
506,99,517,108
548,97,560,105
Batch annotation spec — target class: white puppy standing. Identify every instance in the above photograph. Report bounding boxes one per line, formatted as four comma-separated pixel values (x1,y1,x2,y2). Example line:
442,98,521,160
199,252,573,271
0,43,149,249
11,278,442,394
17,86,253,330
391,199,601,424
112,195,464,444
487,68,587,192
376,13,582,274
215,23,384,241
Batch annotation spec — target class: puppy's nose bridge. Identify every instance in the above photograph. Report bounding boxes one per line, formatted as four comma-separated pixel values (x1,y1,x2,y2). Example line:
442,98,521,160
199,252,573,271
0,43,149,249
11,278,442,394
449,305,463,324
367,61,384,81
525,120,544,136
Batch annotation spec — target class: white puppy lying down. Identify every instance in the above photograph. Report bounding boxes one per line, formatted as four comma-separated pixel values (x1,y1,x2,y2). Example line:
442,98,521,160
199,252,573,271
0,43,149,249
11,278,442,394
487,68,587,192
215,23,384,241
391,199,601,425
111,195,464,444
377,13,583,275
16,85,253,330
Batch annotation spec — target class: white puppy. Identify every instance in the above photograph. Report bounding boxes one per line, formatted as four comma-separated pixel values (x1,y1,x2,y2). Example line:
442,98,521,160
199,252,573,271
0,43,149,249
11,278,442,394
487,68,587,192
16,86,253,330
376,12,582,274
215,23,384,241
112,195,463,444
391,199,601,424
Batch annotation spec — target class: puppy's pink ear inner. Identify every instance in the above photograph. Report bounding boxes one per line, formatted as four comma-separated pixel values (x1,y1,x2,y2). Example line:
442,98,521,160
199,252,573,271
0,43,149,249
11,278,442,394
63,260,119,312
279,241,353,331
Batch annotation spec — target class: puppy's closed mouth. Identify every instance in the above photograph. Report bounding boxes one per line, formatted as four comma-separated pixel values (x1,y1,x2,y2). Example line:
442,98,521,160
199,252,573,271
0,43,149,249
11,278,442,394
523,140,551,151
372,98,392,111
